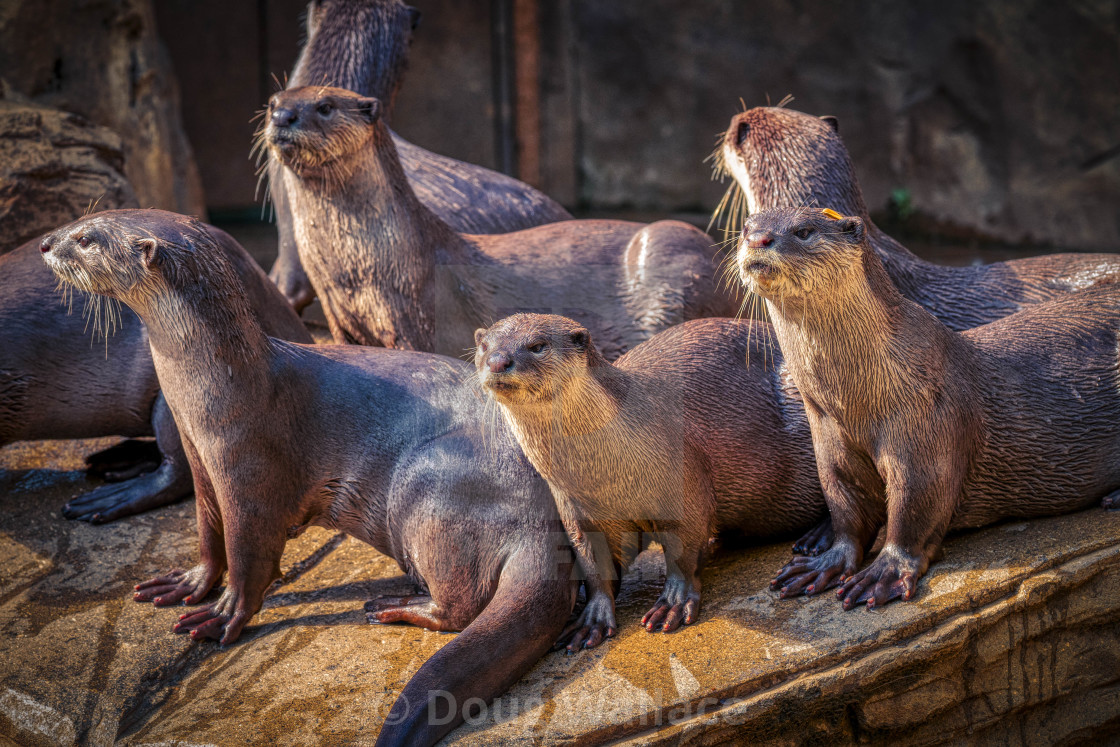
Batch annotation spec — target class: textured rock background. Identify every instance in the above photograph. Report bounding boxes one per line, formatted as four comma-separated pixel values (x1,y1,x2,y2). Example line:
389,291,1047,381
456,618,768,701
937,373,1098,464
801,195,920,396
2,439,1118,745
150,0,1118,250
569,0,1120,249
0,0,205,217
0,95,137,254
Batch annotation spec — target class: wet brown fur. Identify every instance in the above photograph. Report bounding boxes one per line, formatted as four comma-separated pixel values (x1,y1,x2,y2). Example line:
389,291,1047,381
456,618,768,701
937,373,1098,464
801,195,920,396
474,313,823,646
739,207,1120,609
266,86,738,358
3,210,310,522
267,0,572,311
716,106,1120,331
41,214,578,747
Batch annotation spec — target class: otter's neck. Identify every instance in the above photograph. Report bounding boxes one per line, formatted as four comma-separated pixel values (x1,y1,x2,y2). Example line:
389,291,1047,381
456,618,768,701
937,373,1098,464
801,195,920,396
139,284,273,423
284,123,474,349
764,249,920,416
499,363,625,484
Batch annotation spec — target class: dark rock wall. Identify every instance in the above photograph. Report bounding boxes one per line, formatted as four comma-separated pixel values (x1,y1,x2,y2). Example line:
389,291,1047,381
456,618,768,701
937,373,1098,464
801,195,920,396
149,0,1118,250
0,0,206,218
571,0,1120,249
153,0,497,214
0,96,138,254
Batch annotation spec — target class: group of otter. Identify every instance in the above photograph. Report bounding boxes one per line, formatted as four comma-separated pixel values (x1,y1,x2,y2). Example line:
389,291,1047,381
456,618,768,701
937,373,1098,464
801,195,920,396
8,0,1119,744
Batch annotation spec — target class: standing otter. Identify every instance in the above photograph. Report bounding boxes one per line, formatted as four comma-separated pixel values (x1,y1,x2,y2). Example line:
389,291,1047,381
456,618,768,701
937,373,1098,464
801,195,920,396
41,208,577,747
474,314,823,647
3,210,310,522
739,207,1120,608
715,106,1120,330
268,0,572,311
266,85,736,359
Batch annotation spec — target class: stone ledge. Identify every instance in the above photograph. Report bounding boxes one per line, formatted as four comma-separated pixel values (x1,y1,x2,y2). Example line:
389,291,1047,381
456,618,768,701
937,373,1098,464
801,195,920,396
1,439,1118,745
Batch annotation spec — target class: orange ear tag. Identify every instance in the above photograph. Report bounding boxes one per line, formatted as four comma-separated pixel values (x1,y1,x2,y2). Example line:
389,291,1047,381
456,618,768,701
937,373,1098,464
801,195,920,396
821,208,843,220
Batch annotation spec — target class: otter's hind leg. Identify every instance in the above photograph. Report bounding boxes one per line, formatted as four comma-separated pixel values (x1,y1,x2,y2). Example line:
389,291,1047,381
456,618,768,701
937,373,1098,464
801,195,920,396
1103,488,1120,510
366,595,458,632
84,439,161,480
64,393,193,523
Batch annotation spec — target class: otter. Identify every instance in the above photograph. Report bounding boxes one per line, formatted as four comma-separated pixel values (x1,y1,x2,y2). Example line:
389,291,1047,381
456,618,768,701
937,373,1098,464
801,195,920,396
715,106,1120,330
41,208,577,747
738,207,1120,609
266,85,737,359
718,105,1120,556
2,210,310,522
268,0,572,311
474,314,823,647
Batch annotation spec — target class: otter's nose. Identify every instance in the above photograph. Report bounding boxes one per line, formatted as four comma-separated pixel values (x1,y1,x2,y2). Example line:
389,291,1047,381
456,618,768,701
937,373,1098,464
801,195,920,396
746,231,773,249
40,238,52,254
487,352,513,374
271,107,298,128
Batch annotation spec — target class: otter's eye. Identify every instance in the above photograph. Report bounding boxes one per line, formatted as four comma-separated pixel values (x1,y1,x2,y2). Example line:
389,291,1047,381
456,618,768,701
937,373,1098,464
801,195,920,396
77,236,90,248
736,121,751,146
527,342,547,354
317,101,333,116
794,227,814,240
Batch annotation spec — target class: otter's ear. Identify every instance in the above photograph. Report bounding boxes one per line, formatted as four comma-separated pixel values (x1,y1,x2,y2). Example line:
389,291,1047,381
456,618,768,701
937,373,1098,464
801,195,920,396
570,328,590,351
820,115,839,133
137,238,161,268
408,6,422,30
473,328,488,347
355,97,382,123
837,216,864,243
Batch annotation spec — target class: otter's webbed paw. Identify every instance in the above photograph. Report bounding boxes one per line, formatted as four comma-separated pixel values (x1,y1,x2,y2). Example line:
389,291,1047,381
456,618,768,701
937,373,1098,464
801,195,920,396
134,563,221,607
64,461,190,523
836,547,923,610
1102,489,1120,511
555,592,616,652
792,517,834,556
770,545,852,599
173,587,255,645
641,577,700,633
365,595,455,632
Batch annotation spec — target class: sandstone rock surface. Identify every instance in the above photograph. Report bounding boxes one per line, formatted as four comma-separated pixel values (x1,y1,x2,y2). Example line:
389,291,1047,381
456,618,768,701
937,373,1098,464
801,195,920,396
1,439,1118,745
0,96,137,254
0,0,205,218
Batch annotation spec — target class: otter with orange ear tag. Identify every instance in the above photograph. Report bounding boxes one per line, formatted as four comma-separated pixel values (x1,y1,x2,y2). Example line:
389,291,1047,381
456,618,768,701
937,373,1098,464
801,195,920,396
739,206,1120,609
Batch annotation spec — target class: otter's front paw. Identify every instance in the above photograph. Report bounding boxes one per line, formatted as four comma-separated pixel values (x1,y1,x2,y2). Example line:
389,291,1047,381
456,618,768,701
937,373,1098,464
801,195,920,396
836,547,923,610
134,564,221,606
173,588,254,645
642,573,701,632
770,546,851,599
555,593,616,652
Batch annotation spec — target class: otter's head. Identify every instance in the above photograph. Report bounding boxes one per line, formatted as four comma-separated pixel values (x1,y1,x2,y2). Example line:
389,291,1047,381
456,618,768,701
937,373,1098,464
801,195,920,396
40,209,237,309
474,314,594,407
738,207,866,301
715,107,867,234
264,86,382,181
298,0,421,113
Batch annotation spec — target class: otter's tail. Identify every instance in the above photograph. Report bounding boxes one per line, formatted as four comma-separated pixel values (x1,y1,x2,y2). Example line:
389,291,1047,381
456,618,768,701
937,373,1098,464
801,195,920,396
374,547,575,747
